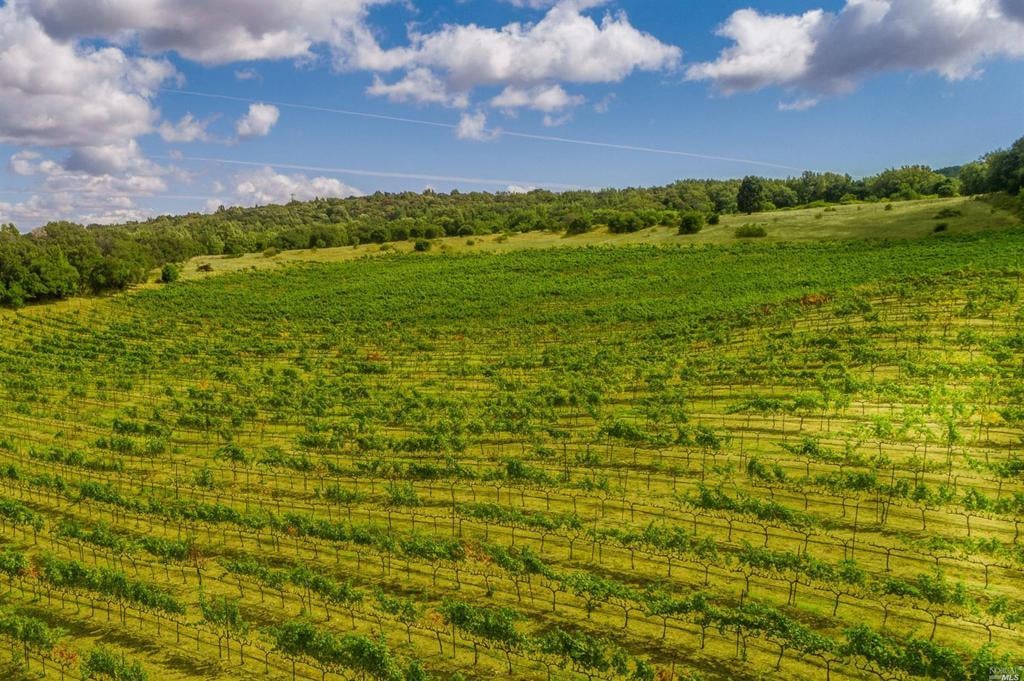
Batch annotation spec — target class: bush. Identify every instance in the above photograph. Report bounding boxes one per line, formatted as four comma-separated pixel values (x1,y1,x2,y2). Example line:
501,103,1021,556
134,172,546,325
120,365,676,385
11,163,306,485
263,247,281,258
159,263,180,284
414,240,432,252
565,215,592,236
735,224,768,238
678,212,705,235
197,263,214,273
708,213,721,225
934,223,949,233
606,212,644,234
884,203,894,211
934,208,963,219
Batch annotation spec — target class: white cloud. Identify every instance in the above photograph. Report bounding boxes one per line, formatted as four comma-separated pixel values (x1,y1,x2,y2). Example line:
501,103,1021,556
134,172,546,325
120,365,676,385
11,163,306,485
63,140,160,176
235,103,280,140
363,1,680,106
502,0,560,8
490,84,584,112
24,0,396,65
11,149,167,195
506,184,537,193
778,97,820,112
0,2,175,150
234,68,261,81
542,113,573,127
367,68,469,108
232,166,362,205
593,93,615,113
158,113,211,143
687,0,1024,103
455,111,499,141
2,149,167,227
0,193,153,227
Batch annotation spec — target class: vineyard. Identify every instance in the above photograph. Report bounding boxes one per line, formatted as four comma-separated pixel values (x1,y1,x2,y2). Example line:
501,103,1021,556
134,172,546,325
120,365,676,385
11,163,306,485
0,231,1022,680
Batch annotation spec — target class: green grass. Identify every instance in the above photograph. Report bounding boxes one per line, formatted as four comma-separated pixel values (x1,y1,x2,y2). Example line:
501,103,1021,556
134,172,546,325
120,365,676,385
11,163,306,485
172,195,1019,282
0,227,1022,681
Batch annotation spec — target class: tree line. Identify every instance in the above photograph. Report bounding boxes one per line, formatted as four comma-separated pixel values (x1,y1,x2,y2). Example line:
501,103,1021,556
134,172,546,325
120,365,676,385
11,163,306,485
1,135,1022,308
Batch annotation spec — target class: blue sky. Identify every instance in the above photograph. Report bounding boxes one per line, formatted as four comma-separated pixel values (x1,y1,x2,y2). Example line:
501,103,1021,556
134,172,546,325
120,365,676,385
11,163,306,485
1,0,1022,227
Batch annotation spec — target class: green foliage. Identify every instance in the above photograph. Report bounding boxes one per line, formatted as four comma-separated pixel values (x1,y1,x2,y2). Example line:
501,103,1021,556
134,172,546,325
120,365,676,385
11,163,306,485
735,224,768,238
678,212,705,235
81,646,148,681
738,176,771,214
159,263,180,284
2,133,1022,307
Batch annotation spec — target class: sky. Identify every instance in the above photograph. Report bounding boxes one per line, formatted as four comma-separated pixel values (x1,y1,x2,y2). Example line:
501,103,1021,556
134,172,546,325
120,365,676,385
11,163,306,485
0,0,1022,229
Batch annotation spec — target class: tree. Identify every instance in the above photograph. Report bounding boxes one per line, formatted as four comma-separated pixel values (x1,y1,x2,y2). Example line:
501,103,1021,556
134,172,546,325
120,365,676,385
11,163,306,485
958,162,989,195
160,263,180,284
565,214,592,235
737,177,770,214
678,212,705,235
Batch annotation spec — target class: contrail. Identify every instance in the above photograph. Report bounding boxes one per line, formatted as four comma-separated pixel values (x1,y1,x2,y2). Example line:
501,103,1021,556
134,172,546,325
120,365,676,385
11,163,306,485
160,88,805,172
155,154,595,191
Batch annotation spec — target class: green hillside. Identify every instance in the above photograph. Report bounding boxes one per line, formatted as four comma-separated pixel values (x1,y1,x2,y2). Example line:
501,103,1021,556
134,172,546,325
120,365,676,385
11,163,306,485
0,229,1022,680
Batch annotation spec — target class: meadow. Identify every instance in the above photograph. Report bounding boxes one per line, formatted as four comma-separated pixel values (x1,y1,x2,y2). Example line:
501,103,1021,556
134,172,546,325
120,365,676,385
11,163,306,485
175,196,1018,280
0,216,1022,680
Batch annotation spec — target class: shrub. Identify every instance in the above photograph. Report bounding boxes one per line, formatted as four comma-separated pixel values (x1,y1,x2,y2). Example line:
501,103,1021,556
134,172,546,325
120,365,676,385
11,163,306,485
678,212,705,235
565,215,592,236
197,263,214,273
708,213,721,225
263,247,281,258
159,263,180,284
934,208,963,219
934,223,949,233
606,212,644,234
735,224,768,238
885,203,894,211
414,240,432,252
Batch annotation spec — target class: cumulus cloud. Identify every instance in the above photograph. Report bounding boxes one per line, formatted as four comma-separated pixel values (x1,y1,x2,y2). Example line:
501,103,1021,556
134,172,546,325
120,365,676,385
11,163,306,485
3,149,167,227
455,111,499,141
23,0,396,65
491,84,584,112
367,68,469,108
0,2,174,150
158,113,212,143
687,0,1024,103
230,166,363,205
235,103,280,139
363,0,680,107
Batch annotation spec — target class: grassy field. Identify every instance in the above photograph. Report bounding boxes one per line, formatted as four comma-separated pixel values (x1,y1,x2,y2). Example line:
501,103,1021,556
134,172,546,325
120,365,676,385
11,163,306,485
174,195,1018,281
0,219,1022,680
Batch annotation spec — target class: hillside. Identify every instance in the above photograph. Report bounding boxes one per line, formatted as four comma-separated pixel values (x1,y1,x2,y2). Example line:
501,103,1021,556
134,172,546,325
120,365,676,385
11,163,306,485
174,195,1020,281
0,229,1022,680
